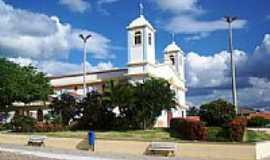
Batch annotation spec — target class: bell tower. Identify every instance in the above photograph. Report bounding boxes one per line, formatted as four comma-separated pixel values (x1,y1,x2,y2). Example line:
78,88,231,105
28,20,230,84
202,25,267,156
126,3,156,76
164,35,185,80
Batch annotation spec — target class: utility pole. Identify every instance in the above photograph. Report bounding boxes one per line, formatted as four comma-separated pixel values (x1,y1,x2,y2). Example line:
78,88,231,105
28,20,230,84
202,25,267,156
79,34,92,97
224,16,238,113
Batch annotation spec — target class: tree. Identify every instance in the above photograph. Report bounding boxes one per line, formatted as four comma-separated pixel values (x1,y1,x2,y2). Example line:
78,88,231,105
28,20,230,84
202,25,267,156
0,58,22,111
102,80,138,129
134,78,176,129
247,116,270,127
50,93,78,125
199,99,236,126
73,78,176,130
76,91,116,130
187,106,200,116
0,58,52,111
102,78,176,129
16,66,52,104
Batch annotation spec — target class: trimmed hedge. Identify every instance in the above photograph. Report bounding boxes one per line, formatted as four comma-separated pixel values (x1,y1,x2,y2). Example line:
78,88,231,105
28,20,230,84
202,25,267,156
170,118,208,141
228,117,247,142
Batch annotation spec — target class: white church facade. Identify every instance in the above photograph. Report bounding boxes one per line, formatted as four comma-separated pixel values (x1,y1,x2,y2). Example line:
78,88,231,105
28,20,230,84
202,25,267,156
50,11,188,128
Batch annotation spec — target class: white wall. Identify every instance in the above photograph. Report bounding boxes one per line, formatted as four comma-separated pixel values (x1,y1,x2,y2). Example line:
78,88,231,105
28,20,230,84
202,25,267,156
149,64,186,99
128,28,144,64
51,70,126,87
155,110,168,128
128,66,145,75
145,27,155,64
256,141,270,160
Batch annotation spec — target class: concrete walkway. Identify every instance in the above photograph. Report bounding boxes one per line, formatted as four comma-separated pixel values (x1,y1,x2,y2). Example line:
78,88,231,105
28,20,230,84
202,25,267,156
0,133,256,160
0,143,187,160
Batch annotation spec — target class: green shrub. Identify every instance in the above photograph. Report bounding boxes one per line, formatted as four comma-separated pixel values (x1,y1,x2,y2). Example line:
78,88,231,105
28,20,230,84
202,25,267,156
248,116,270,127
228,117,247,142
0,123,12,131
43,112,62,125
170,118,208,141
199,99,236,126
50,93,78,126
12,115,36,132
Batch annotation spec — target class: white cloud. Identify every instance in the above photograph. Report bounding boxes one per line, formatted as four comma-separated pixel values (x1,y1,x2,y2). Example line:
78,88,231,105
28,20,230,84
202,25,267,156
188,77,270,107
186,50,247,88
8,57,114,76
186,33,270,107
254,34,270,57
98,0,119,5
166,16,247,34
246,77,270,103
152,0,203,14
151,0,246,41
39,60,114,76
8,57,38,67
97,0,119,15
185,32,209,41
187,89,232,107
242,34,270,79
0,0,113,60
59,0,91,13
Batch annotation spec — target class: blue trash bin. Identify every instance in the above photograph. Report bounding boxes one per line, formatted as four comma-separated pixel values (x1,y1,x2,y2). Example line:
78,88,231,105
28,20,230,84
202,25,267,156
88,131,95,151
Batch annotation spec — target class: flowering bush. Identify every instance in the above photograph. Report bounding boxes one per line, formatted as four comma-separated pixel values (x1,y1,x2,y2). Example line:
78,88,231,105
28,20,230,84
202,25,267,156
170,118,208,141
228,117,247,142
34,122,63,132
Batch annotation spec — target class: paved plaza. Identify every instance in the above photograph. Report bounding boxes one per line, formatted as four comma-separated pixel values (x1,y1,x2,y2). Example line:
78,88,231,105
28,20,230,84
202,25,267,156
0,134,257,160
0,143,189,160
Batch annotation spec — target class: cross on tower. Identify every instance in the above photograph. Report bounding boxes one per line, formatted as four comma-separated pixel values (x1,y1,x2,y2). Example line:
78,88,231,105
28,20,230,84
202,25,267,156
139,2,144,16
172,33,175,42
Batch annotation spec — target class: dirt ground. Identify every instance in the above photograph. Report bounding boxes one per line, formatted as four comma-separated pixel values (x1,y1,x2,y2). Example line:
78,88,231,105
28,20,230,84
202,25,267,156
0,133,256,160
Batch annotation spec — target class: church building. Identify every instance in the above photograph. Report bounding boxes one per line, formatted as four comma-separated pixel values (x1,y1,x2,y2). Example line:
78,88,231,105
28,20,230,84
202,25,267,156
50,6,188,128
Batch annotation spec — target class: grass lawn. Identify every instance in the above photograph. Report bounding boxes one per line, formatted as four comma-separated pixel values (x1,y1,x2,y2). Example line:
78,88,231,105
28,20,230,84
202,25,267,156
207,127,230,142
244,130,270,142
6,128,270,143
207,127,270,142
11,129,179,141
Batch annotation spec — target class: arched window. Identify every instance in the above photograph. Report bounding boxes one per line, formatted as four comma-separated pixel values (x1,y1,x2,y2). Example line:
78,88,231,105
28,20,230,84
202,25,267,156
148,33,152,45
170,55,175,65
134,31,142,45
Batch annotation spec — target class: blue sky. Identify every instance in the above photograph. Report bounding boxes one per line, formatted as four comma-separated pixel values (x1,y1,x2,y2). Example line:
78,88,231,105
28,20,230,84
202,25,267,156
1,0,270,107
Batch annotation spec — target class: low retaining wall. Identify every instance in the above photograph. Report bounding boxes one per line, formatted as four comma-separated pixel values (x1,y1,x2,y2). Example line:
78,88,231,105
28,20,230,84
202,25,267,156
256,141,270,160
